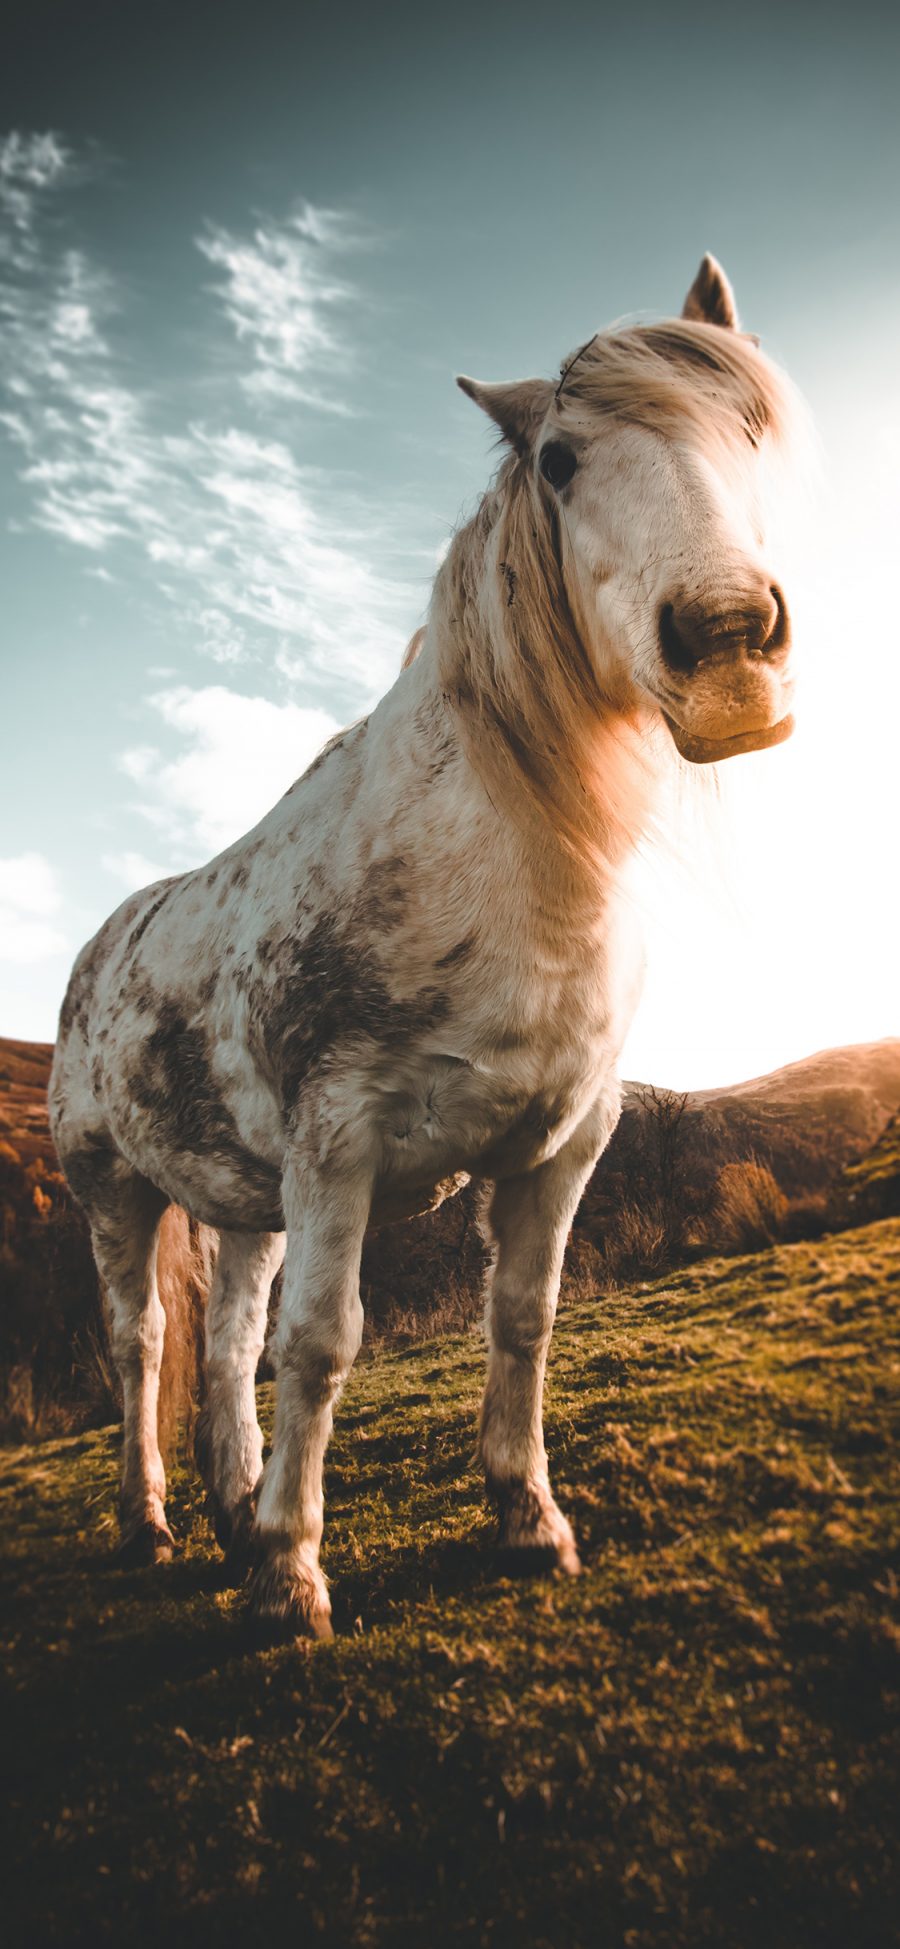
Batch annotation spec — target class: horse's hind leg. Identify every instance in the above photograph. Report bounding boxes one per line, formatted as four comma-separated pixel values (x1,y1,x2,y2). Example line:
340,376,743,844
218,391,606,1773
195,1229,285,1576
79,1160,172,1564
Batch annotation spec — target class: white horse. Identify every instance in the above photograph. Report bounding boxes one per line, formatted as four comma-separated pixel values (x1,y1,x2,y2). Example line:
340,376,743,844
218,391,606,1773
50,255,800,1639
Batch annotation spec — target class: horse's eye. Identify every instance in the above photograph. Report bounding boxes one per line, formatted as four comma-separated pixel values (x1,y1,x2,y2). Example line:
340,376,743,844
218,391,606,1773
539,442,577,491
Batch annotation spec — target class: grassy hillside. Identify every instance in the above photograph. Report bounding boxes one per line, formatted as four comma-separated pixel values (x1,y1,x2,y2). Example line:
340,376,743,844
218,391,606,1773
2,1219,899,1948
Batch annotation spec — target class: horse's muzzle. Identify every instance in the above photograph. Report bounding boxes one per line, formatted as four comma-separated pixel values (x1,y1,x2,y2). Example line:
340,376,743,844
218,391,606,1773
662,709,795,764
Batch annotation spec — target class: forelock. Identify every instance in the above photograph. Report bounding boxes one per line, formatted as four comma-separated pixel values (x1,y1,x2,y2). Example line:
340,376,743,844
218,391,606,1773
556,319,794,452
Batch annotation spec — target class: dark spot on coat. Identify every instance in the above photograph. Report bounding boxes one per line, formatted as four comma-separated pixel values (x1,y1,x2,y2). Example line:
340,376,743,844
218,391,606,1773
231,863,249,890
127,1001,279,1206
435,934,476,970
123,883,177,962
414,693,458,784
354,856,409,933
253,911,452,1118
122,969,160,1018
57,888,156,1042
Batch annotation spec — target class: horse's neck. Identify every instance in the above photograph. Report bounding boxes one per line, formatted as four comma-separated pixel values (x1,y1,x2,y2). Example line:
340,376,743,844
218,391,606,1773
407,623,658,934
425,500,664,905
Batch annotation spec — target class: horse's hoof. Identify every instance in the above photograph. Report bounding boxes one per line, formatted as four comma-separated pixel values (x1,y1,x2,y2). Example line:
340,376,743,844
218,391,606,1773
205,1491,233,1553
498,1536,582,1578
494,1483,582,1577
117,1520,175,1568
250,1603,335,1648
248,1550,334,1643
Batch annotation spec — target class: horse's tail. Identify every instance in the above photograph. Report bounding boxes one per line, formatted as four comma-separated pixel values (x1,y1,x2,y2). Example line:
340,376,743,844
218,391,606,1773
156,1208,217,1464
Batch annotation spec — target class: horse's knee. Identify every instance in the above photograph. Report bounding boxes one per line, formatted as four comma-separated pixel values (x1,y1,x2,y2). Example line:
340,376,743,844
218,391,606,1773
207,1313,266,1381
487,1284,557,1360
108,1291,165,1378
276,1294,364,1402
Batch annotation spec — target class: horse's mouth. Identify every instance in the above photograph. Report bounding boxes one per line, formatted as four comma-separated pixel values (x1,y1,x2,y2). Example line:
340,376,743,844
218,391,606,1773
662,711,795,765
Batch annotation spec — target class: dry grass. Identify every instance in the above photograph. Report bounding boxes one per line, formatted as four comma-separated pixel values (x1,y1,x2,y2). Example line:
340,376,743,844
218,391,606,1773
2,1215,898,1948
706,1157,789,1254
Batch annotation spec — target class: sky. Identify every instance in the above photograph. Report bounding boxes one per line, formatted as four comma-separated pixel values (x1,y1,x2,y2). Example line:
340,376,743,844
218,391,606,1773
1,0,898,1089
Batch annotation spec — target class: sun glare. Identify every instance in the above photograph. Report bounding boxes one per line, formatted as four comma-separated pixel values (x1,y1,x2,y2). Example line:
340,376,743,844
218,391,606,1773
622,374,900,1090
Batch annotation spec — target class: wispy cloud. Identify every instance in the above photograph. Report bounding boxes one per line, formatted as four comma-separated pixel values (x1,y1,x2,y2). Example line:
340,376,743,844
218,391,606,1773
0,133,424,708
101,850,171,893
197,205,360,412
119,684,341,857
0,131,70,239
0,852,68,965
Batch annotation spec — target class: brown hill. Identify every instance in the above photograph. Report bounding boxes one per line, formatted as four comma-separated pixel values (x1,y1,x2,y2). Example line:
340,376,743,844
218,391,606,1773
631,1039,900,1194
577,1038,900,1247
0,1035,54,1170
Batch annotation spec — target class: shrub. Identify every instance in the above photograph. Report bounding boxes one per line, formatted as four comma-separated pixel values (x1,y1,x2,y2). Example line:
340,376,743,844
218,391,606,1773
589,1197,672,1282
708,1157,788,1254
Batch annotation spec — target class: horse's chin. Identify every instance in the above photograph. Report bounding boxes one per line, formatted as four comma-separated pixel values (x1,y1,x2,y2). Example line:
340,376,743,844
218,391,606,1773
662,710,795,765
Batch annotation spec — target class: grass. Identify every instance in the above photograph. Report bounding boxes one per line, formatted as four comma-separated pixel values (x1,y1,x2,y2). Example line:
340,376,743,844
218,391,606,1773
2,1218,899,1948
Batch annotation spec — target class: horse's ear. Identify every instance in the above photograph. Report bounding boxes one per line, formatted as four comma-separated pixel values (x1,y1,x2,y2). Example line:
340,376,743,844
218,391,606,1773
681,253,740,330
456,375,553,457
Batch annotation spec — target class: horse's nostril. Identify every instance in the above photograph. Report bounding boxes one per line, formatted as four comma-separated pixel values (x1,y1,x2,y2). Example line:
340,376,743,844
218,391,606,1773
658,601,697,674
763,584,790,655
660,585,790,671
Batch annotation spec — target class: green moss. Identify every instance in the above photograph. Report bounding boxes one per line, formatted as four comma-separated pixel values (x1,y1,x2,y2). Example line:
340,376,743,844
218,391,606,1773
2,1220,900,1947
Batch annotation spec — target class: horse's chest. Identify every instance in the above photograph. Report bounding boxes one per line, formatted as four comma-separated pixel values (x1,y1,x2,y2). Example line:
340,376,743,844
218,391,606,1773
369,913,640,1212
475,1025,614,1172
375,1007,614,1202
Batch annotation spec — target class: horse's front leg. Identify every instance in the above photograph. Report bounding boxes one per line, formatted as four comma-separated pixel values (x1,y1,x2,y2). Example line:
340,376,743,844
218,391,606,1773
249,1157,370,1640
480,1095,618,1573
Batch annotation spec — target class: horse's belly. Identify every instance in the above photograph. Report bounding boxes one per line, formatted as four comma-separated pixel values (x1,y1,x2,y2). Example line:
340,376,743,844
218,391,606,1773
106,1120,284,1233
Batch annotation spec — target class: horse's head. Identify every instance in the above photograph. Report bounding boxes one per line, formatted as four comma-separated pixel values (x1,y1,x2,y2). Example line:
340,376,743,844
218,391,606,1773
458,256,798,765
